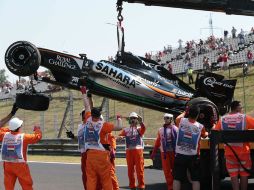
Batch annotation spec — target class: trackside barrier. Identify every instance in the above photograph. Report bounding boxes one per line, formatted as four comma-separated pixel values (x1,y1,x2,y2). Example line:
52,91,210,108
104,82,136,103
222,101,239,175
210,130,254,190
19,138,155,159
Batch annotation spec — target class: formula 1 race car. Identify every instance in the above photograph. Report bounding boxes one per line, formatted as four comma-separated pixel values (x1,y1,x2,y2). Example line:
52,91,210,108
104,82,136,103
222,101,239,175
5,41,237,129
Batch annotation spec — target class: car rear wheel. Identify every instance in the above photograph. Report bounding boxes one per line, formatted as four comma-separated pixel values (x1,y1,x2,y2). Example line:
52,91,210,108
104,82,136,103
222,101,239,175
16,92,50,111
5,41,41,76
186,97,219,130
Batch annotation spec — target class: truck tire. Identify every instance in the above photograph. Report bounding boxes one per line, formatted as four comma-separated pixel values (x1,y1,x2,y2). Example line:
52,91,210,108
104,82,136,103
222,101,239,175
186,97,219,129
5,41,41,76
16,93,50,111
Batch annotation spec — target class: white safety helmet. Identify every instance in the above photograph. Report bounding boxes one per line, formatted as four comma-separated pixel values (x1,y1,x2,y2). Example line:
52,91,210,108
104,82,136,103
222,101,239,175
8,117,23,131
129,112,138,118
164,113,173,119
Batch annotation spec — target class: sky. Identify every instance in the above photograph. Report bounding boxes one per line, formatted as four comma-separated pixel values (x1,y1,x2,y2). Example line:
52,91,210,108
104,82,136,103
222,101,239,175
1,0,254,82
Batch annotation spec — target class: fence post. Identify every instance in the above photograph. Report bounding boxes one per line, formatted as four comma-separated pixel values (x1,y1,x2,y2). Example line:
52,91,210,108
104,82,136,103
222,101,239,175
242,74,246,113
54,109,58,138
40,111,45,137
57,99,70,138
139,107,144,122
105,98,109,122
69,90,74,132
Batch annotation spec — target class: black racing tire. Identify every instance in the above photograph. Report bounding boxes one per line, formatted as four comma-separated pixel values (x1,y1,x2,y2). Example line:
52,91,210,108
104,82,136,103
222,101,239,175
16,93,50,111
5,41,41,76
186,97,219,130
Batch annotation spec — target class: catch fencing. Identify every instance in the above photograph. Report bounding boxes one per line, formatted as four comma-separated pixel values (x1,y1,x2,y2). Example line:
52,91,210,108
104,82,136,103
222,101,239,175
0,90,164,139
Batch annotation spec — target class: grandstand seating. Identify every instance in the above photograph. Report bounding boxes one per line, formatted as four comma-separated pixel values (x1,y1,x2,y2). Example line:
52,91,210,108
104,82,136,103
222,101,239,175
154,34,254,74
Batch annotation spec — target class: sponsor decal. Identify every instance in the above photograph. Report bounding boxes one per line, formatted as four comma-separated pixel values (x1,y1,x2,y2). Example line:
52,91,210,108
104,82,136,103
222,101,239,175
164,80,179,87
70,76,79,85
203,77,234,88
49,55,76,70
94,62,136,88
136,76,159,87
175,89,193,98
138,59,159,70
141,60,150,68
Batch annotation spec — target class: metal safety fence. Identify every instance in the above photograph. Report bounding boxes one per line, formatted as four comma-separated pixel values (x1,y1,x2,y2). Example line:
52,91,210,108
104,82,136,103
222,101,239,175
24,138,155,159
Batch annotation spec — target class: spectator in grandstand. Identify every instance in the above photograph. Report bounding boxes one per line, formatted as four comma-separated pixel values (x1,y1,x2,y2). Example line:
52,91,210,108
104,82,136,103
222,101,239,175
229,44,234,51
213,100,254,190
224,30,229,39
163,46,167,54
240,28,245,36
167,61,173,74
203,56,210,71
184,52,191,64
251,27,254,35
151,113,178,190
145,52,152,60
0,115,42,190
108,56,114,62
186,41,191,51
16,80,26,90
222,52,229,70
231,27,237,38
145,52,148,59
238,29,245,45
158,51,163,59
118,112,146,190
247,50,253,68
187,67,194,84
217,53,223,70
184,62,189,76
187,61,193,69
4,87,10,94
208,35,216,50
176,54,183,60
198,39,204,46
173,105,208,190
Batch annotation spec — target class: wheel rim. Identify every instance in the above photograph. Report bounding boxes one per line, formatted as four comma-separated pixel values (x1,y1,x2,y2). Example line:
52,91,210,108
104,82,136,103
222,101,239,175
5,41,41,76
12,46,31,66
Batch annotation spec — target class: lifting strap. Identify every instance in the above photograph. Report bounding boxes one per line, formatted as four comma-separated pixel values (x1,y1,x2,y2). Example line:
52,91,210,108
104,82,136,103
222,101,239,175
116,0,125,63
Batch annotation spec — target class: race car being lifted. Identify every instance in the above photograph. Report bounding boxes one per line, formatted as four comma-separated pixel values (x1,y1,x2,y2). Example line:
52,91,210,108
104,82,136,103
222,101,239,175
5,40,236,130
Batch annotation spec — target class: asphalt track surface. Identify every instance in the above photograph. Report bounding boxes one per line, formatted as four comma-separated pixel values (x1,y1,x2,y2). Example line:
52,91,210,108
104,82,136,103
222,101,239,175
0,162,254,190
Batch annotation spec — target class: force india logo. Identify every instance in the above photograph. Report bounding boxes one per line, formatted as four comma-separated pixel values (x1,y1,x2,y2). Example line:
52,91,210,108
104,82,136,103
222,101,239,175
49,55,76,70
94,62,136,88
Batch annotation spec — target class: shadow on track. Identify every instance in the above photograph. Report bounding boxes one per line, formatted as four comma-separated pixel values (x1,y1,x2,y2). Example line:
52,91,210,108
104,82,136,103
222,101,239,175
120,183,167,190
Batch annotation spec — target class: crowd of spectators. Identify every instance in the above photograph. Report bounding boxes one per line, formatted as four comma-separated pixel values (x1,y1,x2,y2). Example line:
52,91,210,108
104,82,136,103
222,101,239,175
0,82,13,94
144,26,254,74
